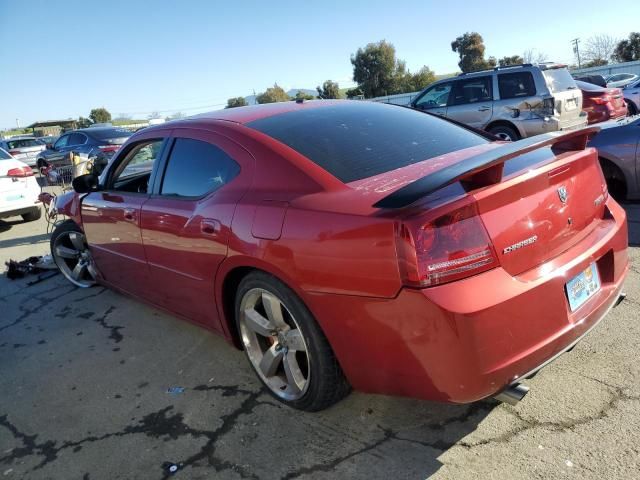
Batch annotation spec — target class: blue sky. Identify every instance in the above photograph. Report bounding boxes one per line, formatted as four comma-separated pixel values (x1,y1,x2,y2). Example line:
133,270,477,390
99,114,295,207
1,0,638,128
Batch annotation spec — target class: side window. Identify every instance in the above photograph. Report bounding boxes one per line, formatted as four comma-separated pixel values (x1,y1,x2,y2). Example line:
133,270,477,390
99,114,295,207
54,135,69,149
161,138,240,198
414,83,453,109
67,133,86,146
451,76,492,106
498,72,536,99
111,140,164,192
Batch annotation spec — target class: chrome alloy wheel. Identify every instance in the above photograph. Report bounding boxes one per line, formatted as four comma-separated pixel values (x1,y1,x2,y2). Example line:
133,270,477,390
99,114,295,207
239,288,310,400
494,132,514,141
52,230,97,288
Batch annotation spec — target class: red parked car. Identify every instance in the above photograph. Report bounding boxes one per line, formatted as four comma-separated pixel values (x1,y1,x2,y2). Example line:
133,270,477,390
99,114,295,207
50,101,628,411
576,80,627,124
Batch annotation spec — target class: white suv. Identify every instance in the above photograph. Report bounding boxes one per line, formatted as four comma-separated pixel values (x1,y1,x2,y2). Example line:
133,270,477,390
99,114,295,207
0,147,42,222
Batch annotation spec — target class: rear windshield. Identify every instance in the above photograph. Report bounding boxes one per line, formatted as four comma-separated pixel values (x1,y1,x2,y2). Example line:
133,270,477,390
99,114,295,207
247,102,488,183
543,68,578,93
6,138,41,149
87,128,132,140
0,148,12,160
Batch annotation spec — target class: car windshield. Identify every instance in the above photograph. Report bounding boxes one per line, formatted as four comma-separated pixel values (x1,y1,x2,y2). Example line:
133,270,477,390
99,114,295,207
247,103,488,183
88,128,132,140
543,68,578,92
0,148,12,160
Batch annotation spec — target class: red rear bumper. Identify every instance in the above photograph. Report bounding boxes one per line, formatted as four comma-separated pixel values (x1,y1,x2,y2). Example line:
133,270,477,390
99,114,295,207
307,198,628,403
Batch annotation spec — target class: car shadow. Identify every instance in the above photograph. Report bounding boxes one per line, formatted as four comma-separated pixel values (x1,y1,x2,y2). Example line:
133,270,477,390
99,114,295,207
621,200,640,247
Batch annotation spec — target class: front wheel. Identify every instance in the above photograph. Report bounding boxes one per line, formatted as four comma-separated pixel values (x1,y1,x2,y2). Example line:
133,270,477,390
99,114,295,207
235,271,350,411
626,100,637,116
51,220,98,288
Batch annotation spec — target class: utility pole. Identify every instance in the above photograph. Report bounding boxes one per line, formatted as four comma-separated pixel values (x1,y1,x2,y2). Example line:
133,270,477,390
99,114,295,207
15,118,20,129
571,38,581,69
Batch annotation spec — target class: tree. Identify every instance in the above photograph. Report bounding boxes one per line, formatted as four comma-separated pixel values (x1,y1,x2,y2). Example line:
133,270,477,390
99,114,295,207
226,97,248,108
77,116,92,128
451,32,496,73
256,84,290,104
393,64,436,93
583,58,609,68
169,111,185,119
88,107,111,124
351,40,398,98
345,87,363,99
583,34,617,65
498,55,524,67
523,49,548,64
614,32,640,62
316,80,341,99
148,111,162,120
294,90,315,101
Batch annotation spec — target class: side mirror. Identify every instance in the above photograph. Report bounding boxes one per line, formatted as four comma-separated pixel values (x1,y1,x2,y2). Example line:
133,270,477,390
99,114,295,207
72,174,99,193
46,143,54,150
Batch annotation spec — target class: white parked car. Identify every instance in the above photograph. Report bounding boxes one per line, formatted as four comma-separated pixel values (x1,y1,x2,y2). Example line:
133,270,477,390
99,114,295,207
0,147,42,222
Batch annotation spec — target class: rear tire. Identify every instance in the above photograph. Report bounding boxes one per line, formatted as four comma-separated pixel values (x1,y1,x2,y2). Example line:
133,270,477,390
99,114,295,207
487,125,520,142
235,271,350,411
599,159,627,202
21,207,42,222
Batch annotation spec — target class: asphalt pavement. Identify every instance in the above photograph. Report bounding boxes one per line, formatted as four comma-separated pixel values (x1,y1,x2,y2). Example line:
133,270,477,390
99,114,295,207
0,202,639,480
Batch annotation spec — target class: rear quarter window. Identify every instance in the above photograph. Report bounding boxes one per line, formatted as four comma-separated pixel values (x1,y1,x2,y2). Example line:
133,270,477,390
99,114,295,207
247,102,488,183
542,68,578,93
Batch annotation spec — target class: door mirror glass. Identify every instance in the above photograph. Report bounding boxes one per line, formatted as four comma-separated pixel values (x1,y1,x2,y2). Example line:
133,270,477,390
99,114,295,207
46,143,54,150
72,174,100,193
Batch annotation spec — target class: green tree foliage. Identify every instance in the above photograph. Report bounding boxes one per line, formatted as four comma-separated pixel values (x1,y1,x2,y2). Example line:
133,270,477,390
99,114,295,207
226,97,248,108
77,116,92,128
451,32,496,73
256,84,290,104
351,40,437,98
88,107,111,124
294,90,315,101
498,55,524,67
351,40,399,98
345,87,363,99
316,80,341,99
614,32,640,62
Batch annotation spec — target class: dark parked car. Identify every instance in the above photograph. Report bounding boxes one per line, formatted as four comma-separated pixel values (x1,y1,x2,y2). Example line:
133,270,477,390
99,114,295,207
589,115,640,200
36,127,132,169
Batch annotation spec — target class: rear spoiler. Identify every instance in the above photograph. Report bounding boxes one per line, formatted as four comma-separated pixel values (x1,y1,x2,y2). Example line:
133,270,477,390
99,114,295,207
373,126,600,209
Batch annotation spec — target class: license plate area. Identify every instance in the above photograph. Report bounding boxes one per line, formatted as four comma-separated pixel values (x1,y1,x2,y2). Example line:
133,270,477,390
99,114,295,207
565,98,577,111
565,262,601,312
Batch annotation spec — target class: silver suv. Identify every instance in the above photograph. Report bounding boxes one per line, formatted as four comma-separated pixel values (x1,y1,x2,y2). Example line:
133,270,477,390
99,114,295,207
410,63,587,140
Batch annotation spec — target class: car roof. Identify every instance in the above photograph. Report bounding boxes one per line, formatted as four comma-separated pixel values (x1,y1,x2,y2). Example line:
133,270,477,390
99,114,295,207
188,100,343,125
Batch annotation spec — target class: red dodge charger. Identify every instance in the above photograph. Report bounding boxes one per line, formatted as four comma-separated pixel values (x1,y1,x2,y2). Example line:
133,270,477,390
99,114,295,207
50,100,628,411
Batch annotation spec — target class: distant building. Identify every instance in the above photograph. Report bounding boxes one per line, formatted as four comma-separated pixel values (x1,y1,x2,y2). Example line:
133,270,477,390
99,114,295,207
26,120,78,137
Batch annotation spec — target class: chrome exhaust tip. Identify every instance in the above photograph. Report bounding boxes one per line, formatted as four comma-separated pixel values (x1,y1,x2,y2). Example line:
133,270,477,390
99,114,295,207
614,293,626,308
494,383,529,406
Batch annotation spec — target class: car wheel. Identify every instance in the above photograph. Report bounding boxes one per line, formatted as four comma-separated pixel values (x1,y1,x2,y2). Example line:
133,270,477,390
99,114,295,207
50,220,98,288
21,207,42,222
235,271,350,411
488,125,520,142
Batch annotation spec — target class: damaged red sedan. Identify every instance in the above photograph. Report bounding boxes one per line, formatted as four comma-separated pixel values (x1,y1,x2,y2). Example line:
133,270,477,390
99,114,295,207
50,101,628,411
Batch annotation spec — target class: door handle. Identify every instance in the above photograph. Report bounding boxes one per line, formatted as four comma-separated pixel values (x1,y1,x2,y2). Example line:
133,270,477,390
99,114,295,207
123,208,137,222
478,106,491,112
200,219,221,236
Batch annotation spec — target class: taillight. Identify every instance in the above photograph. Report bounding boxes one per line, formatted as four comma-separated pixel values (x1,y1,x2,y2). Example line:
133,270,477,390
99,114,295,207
7,166,34,177
98,145,119,152
395,203,499,287
542,97,555,116
8,150,22,156
591,96,611,105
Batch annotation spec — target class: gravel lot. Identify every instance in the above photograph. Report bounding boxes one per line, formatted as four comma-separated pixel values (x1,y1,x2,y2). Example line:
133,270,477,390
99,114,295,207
0,202,639,480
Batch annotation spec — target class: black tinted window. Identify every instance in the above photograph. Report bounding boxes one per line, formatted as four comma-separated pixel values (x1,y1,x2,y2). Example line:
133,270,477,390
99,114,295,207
67,133,86,145
451,77,492,105
88,128,132,140
161,138,240,197
498,72,536,99
0,148,11,160
248,103,487,183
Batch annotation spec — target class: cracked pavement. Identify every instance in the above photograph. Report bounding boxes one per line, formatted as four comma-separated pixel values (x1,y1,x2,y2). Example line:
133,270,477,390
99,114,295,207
0,202,639,479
